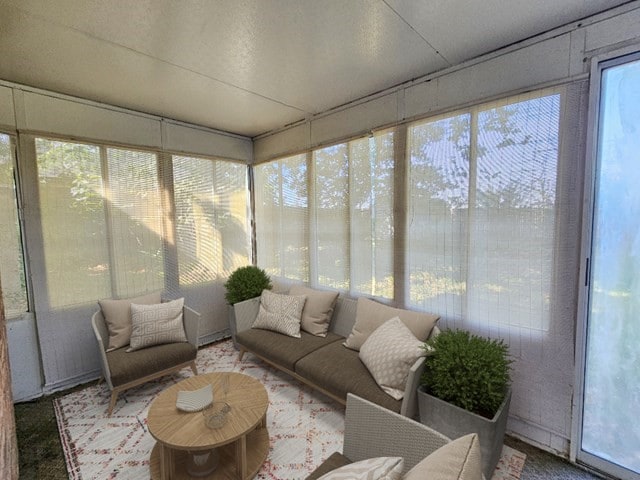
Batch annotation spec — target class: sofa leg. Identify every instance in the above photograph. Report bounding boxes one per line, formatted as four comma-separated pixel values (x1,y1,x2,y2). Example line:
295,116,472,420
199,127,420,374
238,348,246,361
107,391,118,416
190,361,198,376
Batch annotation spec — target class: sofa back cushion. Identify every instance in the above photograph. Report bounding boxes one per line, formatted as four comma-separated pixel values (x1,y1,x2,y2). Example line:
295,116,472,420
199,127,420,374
290,285,339,337
344,297,439,351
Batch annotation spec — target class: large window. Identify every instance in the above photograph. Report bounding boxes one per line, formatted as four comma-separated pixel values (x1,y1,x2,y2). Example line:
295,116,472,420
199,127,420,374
173,155,250,285
408,92,560,331
254,130,394,298
0,133,28,317
34,137,250,308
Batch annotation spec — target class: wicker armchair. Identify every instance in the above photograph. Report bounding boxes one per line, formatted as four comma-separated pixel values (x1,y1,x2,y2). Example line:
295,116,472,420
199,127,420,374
91,304,200,416
307,394,486,479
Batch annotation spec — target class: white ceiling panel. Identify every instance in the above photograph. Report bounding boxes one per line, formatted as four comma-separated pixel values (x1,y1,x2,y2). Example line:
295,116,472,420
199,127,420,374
0,0,631,138
385,0,630,65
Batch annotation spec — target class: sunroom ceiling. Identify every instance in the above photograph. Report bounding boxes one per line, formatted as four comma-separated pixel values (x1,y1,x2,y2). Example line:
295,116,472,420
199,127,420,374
0,0,628,138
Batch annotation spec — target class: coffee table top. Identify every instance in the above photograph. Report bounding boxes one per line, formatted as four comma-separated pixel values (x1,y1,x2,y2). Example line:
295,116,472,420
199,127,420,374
147,372,268,451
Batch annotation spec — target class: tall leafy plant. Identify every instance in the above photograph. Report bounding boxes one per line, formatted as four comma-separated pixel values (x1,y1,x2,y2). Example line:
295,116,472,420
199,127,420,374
421,329,511,419
224,265,272,305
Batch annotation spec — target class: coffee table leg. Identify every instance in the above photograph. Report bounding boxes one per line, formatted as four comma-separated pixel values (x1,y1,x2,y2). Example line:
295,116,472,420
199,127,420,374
236,435,247,479
160,444,174,480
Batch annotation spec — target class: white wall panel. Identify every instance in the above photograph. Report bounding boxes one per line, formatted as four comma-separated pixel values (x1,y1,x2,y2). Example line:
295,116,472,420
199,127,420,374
584,7,640,52
0,85,15,128
310,92,398,147
21,91,162,147
163,121,251,162
7,314,42,401
253,123,310,163
407,35,571,120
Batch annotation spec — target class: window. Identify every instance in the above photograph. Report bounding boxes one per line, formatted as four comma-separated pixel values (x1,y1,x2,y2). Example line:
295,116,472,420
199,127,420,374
34,137,251,309
0,133,28,317
173,155,250,285
408,92,560,331
254,130,394,298
254,154,309,282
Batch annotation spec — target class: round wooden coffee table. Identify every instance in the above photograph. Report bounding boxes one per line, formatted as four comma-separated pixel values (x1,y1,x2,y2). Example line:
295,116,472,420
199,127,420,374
147,372,269,479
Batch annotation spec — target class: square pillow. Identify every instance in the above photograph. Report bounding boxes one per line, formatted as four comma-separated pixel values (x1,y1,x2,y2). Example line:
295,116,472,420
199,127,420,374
403,433,483,480
317,456,404,480
359,317,427,400
289,285,339,337
99,291,162,351
126,298,186,352
344,297,439,351
252,289,306,338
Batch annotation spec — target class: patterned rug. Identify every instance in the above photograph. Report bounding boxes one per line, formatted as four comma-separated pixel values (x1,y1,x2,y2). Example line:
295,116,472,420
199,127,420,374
54,339,526,479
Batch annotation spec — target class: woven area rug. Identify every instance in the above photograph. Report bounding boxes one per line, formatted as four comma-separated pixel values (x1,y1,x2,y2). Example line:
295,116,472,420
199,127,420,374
54,339,526,479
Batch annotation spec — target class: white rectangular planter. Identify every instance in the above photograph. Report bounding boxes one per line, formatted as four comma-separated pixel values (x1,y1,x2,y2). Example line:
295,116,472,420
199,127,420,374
418,387,511,479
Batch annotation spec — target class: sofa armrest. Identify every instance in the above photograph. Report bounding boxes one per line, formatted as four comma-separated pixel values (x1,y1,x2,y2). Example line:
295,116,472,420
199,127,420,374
344,394,450,473
183,306,200,347
400,356,426,418
233,297,261,334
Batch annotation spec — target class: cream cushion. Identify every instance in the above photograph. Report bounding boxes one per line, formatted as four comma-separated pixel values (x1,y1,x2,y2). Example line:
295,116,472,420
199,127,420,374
252,289,306,338
289,285,339,337
99,291,162,351
318,456,404,480
344,297,439,351
403,433,483,480
127,298,186,352
359,317,427,400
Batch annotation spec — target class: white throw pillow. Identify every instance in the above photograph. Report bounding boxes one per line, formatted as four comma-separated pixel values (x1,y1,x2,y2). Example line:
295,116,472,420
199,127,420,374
359,317,427,400
403,433,483,480
252,289,306,338
127,298,186,352
317,456,404,480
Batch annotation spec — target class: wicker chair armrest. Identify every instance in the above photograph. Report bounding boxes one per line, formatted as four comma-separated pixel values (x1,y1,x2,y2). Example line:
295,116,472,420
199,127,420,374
344,393,450,473
183,305,200,347
91,311,113,389
400,356,426,418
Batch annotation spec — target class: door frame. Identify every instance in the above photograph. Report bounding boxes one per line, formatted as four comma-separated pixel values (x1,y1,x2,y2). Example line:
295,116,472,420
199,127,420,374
572,44,640,480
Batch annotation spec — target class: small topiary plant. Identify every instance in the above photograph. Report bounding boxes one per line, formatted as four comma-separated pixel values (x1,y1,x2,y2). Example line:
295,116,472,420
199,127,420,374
224,265,272,305
420,329,511,419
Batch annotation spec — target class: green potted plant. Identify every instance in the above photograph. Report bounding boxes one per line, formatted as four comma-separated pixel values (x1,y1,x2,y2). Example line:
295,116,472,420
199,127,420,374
224,265,272,348
418,329,512,478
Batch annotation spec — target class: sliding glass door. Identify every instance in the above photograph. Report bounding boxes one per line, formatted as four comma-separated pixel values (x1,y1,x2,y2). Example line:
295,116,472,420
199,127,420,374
579,52,640,480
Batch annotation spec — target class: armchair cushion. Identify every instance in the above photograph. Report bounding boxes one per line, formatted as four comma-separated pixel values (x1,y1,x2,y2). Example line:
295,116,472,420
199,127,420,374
403,433,483,480
107,342,196,387
99,291,162,351
127,298,186,352
305,453,352,480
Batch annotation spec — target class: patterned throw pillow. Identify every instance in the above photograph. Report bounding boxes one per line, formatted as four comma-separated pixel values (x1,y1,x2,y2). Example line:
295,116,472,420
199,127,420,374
126,298,186,352
403,433,483,480
99,291,162,351
317,456,404,480
252,289,306,338
359,317,427,400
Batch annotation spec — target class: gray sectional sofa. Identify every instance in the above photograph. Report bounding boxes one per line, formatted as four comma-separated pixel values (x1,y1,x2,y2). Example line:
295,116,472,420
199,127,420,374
233,294,439,418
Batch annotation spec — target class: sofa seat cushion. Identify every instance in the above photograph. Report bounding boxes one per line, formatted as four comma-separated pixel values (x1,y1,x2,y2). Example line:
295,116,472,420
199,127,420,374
237,329,343,371
295,341,402,413
305,452,352,480
107,342,197,387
